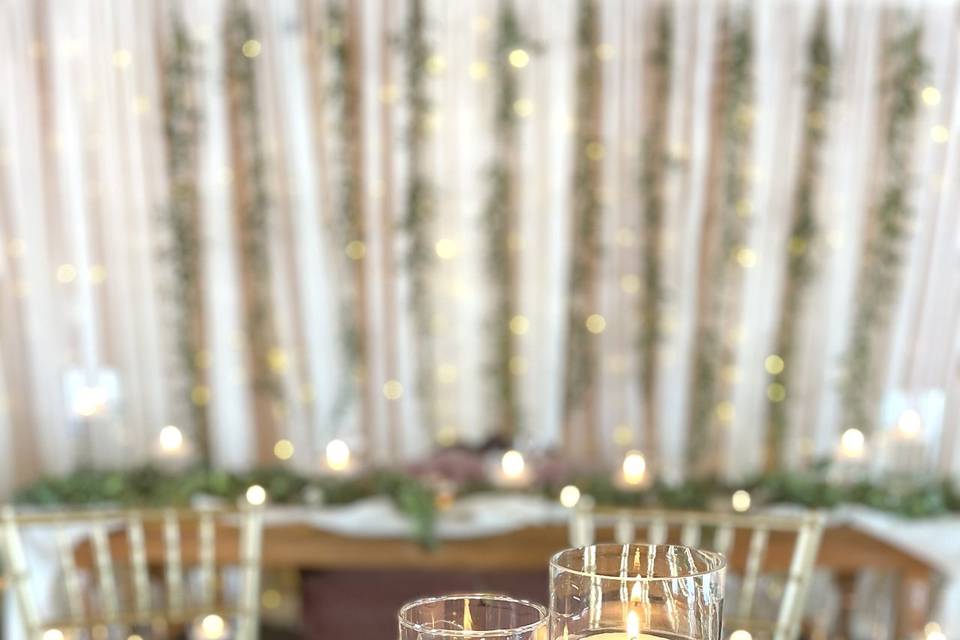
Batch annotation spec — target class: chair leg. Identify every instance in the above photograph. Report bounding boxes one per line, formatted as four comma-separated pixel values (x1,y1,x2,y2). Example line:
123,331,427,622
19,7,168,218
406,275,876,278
895,573,931,640
834,572,858,640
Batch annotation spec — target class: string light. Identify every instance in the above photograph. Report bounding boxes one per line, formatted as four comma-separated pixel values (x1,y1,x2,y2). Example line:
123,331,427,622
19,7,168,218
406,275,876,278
345,240,366,260
501,450,526,479
469,61,489,80
715,401,735,424
426,54,446,75
931,125,949,144
509,315,529,335
245,485,266,506
273,439,294,460
73,385,108,418
620,274,640,294
89,264,107,284
559,485,581,508
767,383,786,403
764,354,784,374
436,364,457,385
585,142,604,160
241,39,261,58
735,247,757,268
261,589,282,609
508,49,529,68
594,43,614,60
159,425,184,452
839,428,865,458
383,379,403,400
731,490,752,512
326,439,351,471
267,347,288,373
191,385,210,406
585,314,606,334
513,99,534,118
613,424,634,446
200,614,226,639
434,238,458,259
921,86,941,106
622,451,646,486
56,264,77,283
897,409,922,437
112,49,132,68
508,356,527,376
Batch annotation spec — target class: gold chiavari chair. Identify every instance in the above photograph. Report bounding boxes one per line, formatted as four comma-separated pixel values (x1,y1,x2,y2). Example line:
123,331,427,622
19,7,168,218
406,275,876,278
1,504,264,640
569,505,825,640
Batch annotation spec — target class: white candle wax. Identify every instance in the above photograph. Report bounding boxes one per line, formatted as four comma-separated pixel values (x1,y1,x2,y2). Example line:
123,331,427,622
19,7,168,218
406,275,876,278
579,634,668,639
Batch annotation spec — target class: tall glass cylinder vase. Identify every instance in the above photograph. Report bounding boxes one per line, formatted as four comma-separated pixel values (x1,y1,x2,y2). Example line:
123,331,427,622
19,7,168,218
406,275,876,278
399,594,548,640
550,544,725,639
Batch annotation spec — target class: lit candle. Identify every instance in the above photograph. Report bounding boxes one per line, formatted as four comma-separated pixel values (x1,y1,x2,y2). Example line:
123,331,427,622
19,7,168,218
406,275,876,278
575,581,667,639
325,439,352,472
493,449,531,487
613,451,650,490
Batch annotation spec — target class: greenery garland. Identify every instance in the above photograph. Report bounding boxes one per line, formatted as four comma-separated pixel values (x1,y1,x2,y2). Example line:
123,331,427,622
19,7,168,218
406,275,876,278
400,0,437,434
563,0,604,455
839,21,926,435
637,6,673,457
16,464,958,548
764,9,832,470
483,1,529,443
687,11,754,475
161,17,208,464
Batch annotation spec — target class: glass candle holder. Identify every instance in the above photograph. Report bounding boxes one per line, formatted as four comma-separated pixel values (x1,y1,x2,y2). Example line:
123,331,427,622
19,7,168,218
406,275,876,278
550,544,725,639
399,594,548,639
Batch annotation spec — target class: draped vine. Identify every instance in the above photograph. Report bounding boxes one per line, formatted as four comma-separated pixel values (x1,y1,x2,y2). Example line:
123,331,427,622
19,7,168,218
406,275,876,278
327,2,372,435
483,1,529,443
764,9,832,470
562,0,604,461
840,20,926,435
637,5,673,460
161,17,207,463
686,10,754,476
400,0,437,436
224,4,283,460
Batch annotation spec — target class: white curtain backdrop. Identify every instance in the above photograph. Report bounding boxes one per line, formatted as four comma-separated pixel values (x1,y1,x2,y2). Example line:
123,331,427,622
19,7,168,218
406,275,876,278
1,0,959,494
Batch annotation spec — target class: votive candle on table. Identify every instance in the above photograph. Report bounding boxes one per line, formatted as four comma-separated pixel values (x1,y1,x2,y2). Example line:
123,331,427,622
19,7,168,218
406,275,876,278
398,594,547,640
550,544,725,639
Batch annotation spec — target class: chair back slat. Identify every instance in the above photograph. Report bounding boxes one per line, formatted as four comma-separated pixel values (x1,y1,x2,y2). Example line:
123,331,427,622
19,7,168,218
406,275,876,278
126,512,151,616
163,509,184,615
2,507,41,638
55,526,85,620
90,521,120,620
613,513,634,544
776,514,825,639
736,526,769,620
680,519,700,547
236,506,264,640
570,508,595,547
646,517,667,544
198,510,217,608
712,523,734,559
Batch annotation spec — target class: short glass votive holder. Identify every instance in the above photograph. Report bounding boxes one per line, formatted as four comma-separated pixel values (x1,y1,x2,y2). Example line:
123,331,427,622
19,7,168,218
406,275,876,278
550,544,725,639
399,593,548,639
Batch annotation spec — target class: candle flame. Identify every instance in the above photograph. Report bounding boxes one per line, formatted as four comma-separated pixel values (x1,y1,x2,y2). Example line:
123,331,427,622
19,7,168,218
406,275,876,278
561,624,569,640
463,598,473,631
622,451,646,485
626,609,640,640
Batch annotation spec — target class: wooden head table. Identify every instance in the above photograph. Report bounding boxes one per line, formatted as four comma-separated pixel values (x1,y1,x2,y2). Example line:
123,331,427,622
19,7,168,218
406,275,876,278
73,519,937,639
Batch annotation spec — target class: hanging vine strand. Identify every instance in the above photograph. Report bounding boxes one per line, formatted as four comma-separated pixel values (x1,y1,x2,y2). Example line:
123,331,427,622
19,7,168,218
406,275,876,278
400,0,437,437
637,4,673,460
686,9,754,477
224,4,284,461
840,20,926,435
764,8,832,471
483,0,529,444
160,16,208,464
563,0,604,461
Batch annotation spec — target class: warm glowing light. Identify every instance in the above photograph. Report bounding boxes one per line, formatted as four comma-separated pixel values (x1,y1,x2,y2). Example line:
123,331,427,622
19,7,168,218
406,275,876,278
345,240,366,260
241,40,261,58
326,439,351,471
267,347,288,372
715,401,735,424
585,314,606,334
730,631,752,640
273,438,294,460
245,485,266,506
463,598,474,631
735,247,757,268
435,238,458,259
767,383,787,403
585,142,604,160
921,86,941,106
897,409,922,438
840,428,865,458
128,635,144,640
509,314,529,335
509,356,527,376
159,425,184,452
620,274,640,294
622,451,646,486
42,630,64,640
927,632,946,640
626,580,642,639
764,354,784,374
56,264,77,283
469,61,489,80
595,43,615,60
931,125,950,144
437,364,458,384
925,622,942,637
112,49,132,68
513,98,534,118
559,485,581,508
261,589,282,609
426,54,446,75
73,385,108,418
731,489,752,512
501,450,526,479
200,614,226,639
508,49,530,68
383,379,404,400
